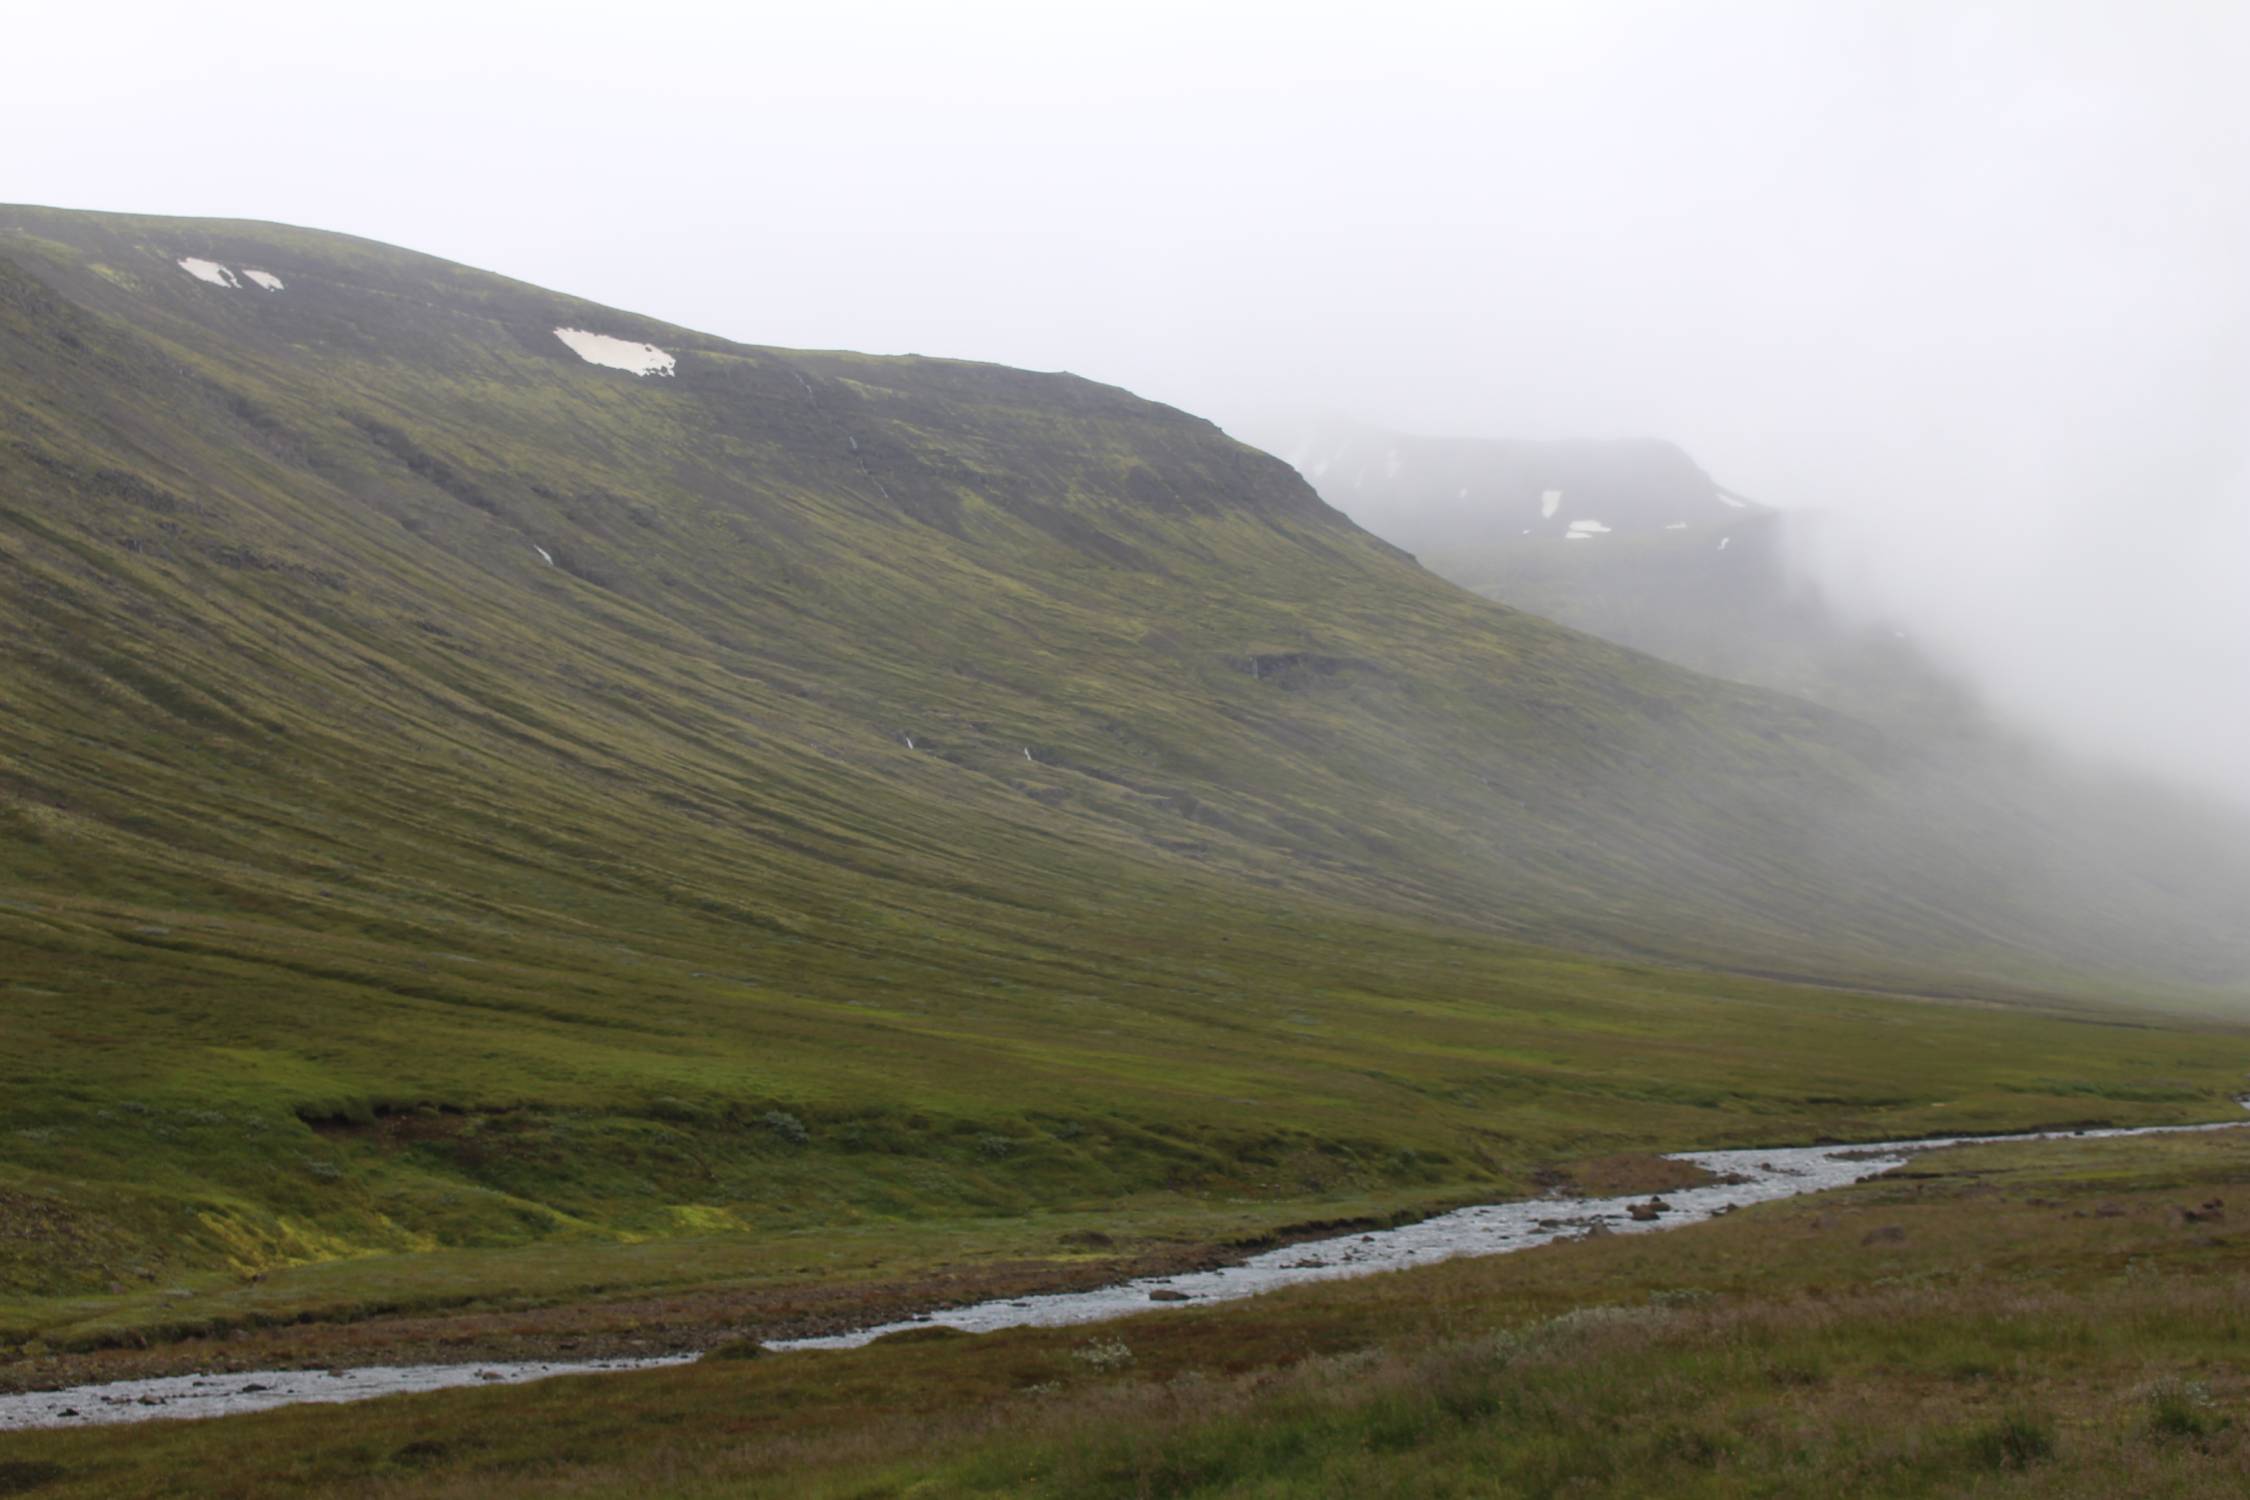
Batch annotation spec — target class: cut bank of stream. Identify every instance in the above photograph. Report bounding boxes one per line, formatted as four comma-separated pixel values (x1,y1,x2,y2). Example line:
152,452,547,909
4,1115,2243,1431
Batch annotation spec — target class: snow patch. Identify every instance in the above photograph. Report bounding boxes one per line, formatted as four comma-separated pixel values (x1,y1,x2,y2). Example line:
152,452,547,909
241,269,283,291
1540,489,1562,519
1718,536,1732,551
1716,491,1748,509
553,327,676,378
1565,519,1612,539
176,258,238,289
532,545,555,566
1664,521,1688,530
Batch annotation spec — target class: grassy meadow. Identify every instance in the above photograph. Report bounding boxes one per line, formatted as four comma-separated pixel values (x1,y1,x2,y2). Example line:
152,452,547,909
6,1127,2250,1496
11,880,2242,1360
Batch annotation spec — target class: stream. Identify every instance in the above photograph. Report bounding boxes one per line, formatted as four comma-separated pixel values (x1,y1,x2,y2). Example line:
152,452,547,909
4,1114,2242,1430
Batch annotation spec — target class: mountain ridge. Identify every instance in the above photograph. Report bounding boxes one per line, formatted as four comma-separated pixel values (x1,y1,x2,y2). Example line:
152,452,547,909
1257,416,1757,545
4,205,2246,990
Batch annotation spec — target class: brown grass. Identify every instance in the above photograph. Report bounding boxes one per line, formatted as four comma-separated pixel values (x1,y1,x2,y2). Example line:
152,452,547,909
6,1129,2250,1495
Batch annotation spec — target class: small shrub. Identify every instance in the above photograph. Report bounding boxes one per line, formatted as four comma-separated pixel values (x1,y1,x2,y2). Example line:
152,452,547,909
1539,1304,1659,1341
703,1337,769,1362
1477,1329,1531,1366
2147,1378,2221,1438
870,1325,967,1346
1966,1408,2056,1469
761,1110,809,1146
1654,1422,1728,1466
0,1461,68,1496
1764,1354,1828,1389
1072,1337,1133,1371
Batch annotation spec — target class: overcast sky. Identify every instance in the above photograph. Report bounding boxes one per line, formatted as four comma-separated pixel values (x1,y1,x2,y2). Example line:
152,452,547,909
9,0,2247,804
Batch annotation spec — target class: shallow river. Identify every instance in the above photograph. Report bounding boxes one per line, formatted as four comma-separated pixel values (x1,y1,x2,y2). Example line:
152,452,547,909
4,1114,2241,1430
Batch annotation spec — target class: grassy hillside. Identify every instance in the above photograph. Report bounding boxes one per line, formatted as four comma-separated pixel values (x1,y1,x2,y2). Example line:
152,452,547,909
0,206,2246,1336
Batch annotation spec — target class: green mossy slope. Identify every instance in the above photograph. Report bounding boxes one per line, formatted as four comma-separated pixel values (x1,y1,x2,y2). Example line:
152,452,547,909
0,206,2243,1318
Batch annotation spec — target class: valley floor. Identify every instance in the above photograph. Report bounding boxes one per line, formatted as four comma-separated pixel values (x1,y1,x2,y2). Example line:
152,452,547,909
0,1181,1528,1397
4,1129,2249,1496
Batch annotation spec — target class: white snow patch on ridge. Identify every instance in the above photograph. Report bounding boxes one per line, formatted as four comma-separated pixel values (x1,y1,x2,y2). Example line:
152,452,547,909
554,327,676,377
242,269,284,291
1564,519,1612,540
1540,489,1562,519
177,258,239,289
533,545,555,566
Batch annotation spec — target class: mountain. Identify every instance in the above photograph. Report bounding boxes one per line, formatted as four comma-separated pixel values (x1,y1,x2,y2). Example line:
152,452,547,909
1262,417,1928,706
1255,415,2250,993
1267,417,1758,543
2,207,2247,1320
1251,417,1960,722
14,207,2237,987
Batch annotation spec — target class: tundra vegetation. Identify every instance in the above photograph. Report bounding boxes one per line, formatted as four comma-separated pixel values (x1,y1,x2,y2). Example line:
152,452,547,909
6,1131,2250,1496
0,207,2246,1490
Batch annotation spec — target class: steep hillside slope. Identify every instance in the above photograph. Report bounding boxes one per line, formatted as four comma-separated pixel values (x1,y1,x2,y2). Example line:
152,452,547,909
5,208,2240,989
1,208,2246,1327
